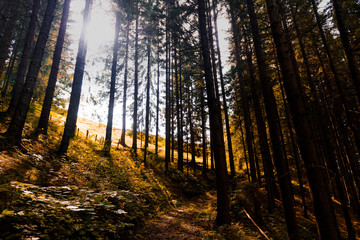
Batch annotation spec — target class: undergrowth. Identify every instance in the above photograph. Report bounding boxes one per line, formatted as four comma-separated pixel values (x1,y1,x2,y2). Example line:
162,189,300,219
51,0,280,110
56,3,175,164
0,107,172,239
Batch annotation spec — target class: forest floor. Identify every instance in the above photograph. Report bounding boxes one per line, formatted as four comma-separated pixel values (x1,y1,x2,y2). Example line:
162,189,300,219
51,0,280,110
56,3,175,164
0,105,359,239
138,191,217,240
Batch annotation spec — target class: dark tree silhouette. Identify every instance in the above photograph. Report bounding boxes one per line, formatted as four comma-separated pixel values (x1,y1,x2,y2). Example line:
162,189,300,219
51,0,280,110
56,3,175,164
3,0,40,117
4,0,57,146
197,0,231,226
103,9,121,154
58,0,92,155
36,0,71,136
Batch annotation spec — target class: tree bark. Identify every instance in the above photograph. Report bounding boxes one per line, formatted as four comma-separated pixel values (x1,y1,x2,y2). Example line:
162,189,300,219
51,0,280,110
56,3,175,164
243,0,299,235
120,20,130,146
143,36,151,165
165,6,170,171
132,2,140,155
155,32,160,155
58,0,92,154
4,0,57,145
331,0,360,100
103,9,120,153
197,0,231,225
1,26,24,98
264,0,340,238
36,0,71,136
175,45,184,171
212,0,235,177
200,86,207,177
244,40,276,212
4,0,40,117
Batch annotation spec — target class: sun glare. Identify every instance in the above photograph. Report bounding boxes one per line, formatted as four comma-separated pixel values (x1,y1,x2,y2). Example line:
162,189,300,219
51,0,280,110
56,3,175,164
69,0,115,55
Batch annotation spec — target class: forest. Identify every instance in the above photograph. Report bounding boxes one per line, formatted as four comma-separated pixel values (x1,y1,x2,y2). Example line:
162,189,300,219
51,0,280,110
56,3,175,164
0,0,359,239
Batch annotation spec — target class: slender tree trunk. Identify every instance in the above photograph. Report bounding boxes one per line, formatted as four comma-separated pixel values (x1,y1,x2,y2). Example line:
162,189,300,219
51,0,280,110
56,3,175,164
58,0,92,154
155,34,160,155
188,87,196,173
143,37,151,165
244,40,276,212
132,3,139,155
279,75,308,218
4,0,57,145
4,0,40,117
310,0,360,154
244,0,294,211
171,59,175,163
175,45,183,171
1,26,24,97
36,0,71,136
264,0,340,238
197,0,231,225
229,5,257,183
0,4,18,78
200,86,207,177
230,7,264,224
120,20,130,146
103,10,120,153
239,119,250,180
331,0,360,100
212,0,235,177
165,7,170,172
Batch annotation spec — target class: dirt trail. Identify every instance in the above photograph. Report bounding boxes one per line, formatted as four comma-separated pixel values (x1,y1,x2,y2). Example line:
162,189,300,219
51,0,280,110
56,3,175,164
138,193,216,240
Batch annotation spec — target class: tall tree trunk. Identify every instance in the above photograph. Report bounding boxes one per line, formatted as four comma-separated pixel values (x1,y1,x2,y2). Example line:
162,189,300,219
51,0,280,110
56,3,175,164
264,0,340,238
175,45,183,171
310,0,360,155
3,0,40,117
120,20,130,146
212,0,235,177
103,9,121,153
188,86,196,173
244,40,276,212
132,2,140,155
35,0,71,136
239,119,250,180
1,26,24,97
143,37,151,165
242,0,299,235
200,86,207,177
165,7,170,172
155,34,160,155
197,0,231,226
58,0,92,154
331,0,360,100
229,5,257,183
171,59,175,163
230,7,264,223
0,3,18,79
4,0,57,146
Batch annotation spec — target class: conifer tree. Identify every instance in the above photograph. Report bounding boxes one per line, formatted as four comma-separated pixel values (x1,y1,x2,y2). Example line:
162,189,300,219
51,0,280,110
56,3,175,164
4,0,57,146
58,0,92,155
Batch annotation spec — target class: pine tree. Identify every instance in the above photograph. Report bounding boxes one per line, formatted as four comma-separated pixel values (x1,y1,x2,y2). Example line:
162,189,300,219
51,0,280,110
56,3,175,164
58,0,92,155
36,0,71,136
4,0,57,146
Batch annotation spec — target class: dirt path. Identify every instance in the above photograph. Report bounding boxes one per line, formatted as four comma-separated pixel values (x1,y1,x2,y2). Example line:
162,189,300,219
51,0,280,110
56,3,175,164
138,193,217,240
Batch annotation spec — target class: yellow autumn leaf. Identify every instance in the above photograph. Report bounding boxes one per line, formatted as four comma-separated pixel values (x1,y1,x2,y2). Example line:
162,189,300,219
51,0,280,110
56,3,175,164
1,209,15,216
